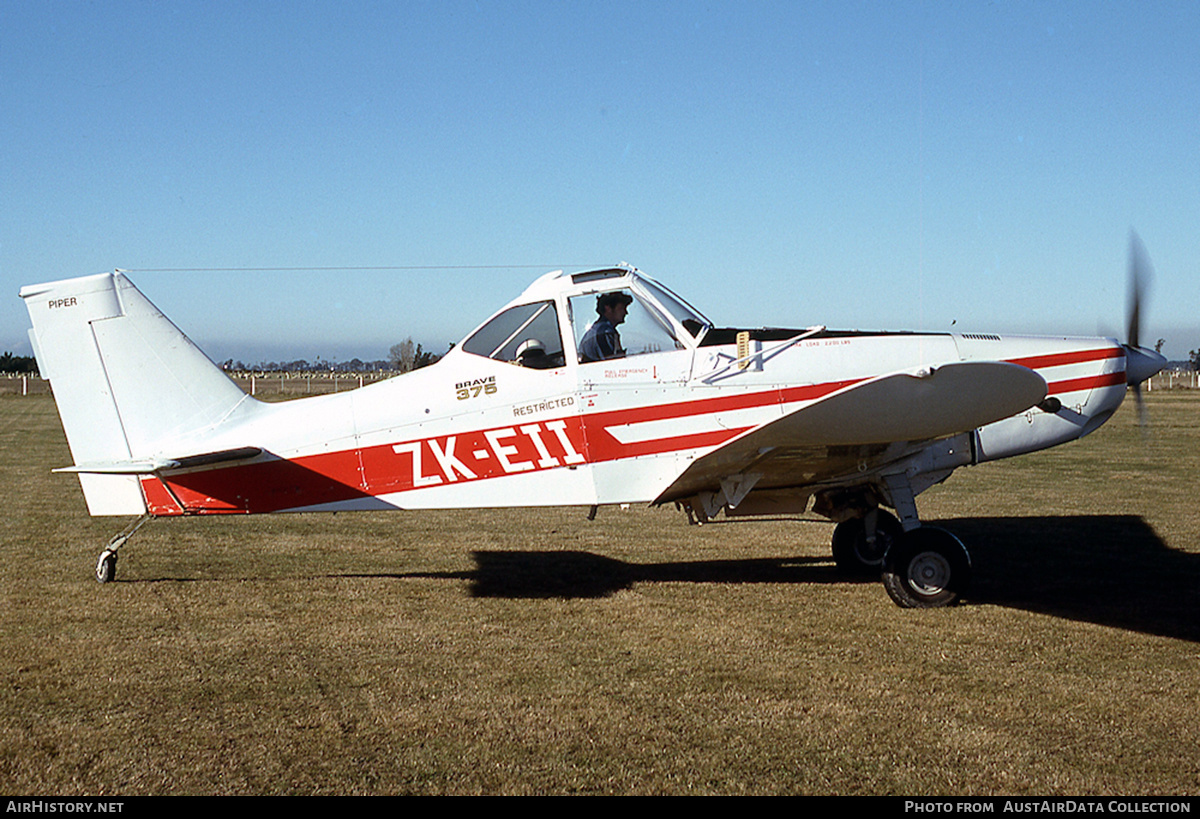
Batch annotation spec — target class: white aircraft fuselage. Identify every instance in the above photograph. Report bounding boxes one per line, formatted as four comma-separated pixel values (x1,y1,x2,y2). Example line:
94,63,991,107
21,263,1164,605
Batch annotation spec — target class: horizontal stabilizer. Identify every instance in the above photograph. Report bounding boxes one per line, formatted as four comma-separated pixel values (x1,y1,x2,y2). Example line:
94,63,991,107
55,446,264,475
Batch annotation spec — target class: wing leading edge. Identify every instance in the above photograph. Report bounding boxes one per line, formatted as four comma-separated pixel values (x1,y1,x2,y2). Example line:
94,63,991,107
655,361,1047,504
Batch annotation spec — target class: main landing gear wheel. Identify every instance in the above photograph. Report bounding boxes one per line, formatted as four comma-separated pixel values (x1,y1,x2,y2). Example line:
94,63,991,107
882,527,971,608
831,510,903,575
96,550,118,584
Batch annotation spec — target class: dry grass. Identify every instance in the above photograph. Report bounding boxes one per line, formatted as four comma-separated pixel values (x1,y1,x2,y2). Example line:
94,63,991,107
1,393,1198,795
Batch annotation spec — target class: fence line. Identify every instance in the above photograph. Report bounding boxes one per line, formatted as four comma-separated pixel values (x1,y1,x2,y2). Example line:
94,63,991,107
0,370,398,398
4,368,1200,398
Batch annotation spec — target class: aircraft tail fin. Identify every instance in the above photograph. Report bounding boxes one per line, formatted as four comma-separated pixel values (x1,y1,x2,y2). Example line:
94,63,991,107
20,272,257,515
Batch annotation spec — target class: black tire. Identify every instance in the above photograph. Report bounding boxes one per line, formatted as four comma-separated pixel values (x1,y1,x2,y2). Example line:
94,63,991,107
881,527,971,608
95,550,117,584
831,510,903,575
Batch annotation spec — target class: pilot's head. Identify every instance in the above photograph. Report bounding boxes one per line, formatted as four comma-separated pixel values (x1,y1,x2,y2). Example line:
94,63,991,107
515,338,545,361
596,291,633,324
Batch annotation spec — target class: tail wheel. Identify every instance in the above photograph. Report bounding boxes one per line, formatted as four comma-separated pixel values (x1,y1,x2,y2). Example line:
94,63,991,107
882,527,971,608
831,510,903,575
95,550,118,584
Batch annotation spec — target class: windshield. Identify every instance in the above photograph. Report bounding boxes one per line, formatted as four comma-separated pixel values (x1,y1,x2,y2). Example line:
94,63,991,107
635,278,711,339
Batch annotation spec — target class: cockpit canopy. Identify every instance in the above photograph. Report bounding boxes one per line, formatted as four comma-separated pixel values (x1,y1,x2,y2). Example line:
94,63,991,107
459,265,711,368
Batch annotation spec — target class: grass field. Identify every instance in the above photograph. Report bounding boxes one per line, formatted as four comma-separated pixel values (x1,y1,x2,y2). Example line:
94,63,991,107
1,392,1198,795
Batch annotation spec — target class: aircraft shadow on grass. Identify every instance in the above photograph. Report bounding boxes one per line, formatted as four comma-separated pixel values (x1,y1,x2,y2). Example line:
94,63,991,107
461,515,1200,644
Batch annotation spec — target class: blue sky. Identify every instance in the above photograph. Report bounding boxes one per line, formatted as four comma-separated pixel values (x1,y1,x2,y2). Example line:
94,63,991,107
3,1,1197,363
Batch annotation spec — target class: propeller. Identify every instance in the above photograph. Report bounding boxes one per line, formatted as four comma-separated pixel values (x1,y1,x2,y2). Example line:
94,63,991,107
1123,231,1167,426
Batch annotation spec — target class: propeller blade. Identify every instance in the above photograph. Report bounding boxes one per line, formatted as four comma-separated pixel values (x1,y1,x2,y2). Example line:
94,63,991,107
1131,382,1148,428
1123,232,1163,428
1127,231,1152,351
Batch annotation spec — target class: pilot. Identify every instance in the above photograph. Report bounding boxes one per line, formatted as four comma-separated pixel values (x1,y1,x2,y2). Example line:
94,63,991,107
579,291,632,363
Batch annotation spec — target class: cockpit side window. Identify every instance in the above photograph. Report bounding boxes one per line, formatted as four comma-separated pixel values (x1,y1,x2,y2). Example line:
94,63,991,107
570,289,684,364
461,301,565,369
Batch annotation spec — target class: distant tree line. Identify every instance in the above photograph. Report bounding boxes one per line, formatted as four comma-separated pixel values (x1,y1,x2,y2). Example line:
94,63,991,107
218,337,443,374
1,344,444,376
220,357,395,373
0,352,37,374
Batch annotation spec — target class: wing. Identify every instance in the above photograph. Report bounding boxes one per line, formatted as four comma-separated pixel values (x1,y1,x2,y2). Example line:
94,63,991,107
655,361,1047,503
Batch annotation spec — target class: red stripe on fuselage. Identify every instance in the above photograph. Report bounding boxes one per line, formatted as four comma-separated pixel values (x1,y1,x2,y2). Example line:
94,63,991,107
1003,345,1125,396
141,448,372,516
1007,347,1123,370
576,378,863,461
578,378,863,428
1046,371,1126,394
140,475,183,516
140,378,864,516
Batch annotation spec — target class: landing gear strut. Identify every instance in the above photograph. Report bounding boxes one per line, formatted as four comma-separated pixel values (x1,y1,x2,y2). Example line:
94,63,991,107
94,514,151,584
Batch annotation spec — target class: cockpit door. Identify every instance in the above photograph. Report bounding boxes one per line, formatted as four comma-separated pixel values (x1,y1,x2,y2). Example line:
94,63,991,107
567,288,693,387
565,287,700,502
